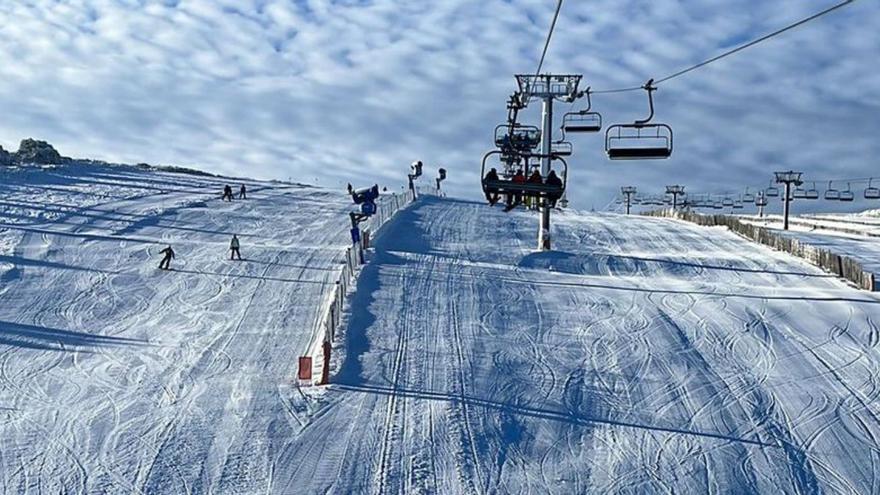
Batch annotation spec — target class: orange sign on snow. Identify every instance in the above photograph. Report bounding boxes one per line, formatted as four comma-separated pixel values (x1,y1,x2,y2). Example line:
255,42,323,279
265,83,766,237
298,356,313,381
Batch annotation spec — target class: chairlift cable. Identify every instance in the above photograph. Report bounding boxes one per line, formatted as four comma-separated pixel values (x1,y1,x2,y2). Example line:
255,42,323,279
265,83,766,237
591,0,858,95
533,0,565,78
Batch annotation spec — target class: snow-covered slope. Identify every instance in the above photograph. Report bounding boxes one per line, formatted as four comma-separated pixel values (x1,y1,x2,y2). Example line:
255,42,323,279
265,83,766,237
0,164,353,492
5,168,880,493
287,197,880,494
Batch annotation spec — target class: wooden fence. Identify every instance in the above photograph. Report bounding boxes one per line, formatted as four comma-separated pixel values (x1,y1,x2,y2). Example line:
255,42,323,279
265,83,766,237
644,209,877,292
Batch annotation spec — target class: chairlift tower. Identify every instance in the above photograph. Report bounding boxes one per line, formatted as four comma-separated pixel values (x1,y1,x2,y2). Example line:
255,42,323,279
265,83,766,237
621,186,637,215
515,74,583,251
665,185,686,210
774,171,803,230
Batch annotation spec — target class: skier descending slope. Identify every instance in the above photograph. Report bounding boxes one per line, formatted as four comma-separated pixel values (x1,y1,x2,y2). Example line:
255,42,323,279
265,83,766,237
158,245,175,270
230,234,242,260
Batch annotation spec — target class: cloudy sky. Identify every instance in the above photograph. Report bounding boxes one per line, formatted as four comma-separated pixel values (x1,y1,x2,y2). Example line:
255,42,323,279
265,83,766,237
0,0,878,213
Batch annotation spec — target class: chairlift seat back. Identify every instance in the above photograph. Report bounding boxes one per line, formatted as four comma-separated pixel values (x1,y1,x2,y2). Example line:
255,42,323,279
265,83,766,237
562,112,602,133
605,123,673,160
839,191,855,202
865,187,880,199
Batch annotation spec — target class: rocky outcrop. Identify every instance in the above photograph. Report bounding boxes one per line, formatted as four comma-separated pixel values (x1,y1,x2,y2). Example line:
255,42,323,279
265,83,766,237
0,145,12,166
13,138,70,165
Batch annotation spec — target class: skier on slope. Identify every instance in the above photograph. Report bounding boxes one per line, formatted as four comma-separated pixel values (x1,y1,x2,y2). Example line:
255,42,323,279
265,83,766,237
223,185,234,201
230,235,242,260
158,245,175,270
239,184,247,200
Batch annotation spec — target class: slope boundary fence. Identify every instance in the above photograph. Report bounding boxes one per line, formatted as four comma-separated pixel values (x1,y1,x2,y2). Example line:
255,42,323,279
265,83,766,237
303,189,417,385
644,208,877,292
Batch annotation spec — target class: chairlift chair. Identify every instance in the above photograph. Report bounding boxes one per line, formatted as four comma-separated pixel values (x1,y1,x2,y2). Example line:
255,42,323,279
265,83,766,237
551,140,573,157
713,201,724,209
561,88,602,134
824,181,840,200
765,182,780,198
840,183,855,202
605,80,673,160
742,188,755,203
865,179,880,199
804,182,820,200
792,186,807,199
481,150,568,204
732,197,744,209
755,194,768,207
495,124,541,152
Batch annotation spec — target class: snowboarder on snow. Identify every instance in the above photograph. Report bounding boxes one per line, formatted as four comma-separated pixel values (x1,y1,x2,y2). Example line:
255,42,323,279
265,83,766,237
239,184,247,200
230,235,242,260
158,245,175,270
223,185,234,201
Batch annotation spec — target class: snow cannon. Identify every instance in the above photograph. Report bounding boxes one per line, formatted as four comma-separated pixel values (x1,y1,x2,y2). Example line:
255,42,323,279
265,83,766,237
411,161,423,178
348,184,380,206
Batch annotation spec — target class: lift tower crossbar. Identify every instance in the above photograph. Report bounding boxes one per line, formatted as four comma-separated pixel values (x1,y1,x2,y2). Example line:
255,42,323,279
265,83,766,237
515,74,583,251
621,186,637,215
774,171,803,230
666,185,686,210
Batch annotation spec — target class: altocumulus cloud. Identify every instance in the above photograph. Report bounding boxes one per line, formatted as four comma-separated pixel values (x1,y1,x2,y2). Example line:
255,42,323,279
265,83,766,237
0,0,877,212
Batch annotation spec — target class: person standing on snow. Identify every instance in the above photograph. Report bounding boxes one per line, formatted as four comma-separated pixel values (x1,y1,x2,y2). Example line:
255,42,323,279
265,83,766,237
230,235,242,260
239,184,247,199
158,245,175,270
223,185,234,201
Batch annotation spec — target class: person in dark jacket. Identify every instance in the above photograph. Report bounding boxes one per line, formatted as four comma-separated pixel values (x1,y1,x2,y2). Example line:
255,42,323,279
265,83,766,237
223,185,234,201
230,235,242,260
239,184,247,199
484,168,500,205
546,170,563,207
158,245,175,270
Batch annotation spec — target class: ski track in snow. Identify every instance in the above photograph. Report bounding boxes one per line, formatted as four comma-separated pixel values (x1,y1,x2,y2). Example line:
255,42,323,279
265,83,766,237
289,197,880,494
4,165,880,493
0,164,354,494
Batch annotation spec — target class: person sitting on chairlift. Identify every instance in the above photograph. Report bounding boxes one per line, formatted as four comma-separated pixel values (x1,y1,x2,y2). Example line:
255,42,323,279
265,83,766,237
546,170,563,208
484,168,500,205
505,169,526,210
526,169,543,209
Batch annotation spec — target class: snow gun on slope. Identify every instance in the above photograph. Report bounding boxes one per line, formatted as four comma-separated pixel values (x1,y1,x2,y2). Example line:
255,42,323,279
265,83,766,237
347,183,380,245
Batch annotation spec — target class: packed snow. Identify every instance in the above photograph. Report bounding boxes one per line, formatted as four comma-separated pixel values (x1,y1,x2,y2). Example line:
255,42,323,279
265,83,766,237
0,164,354,493
742,214,880,289
285,197,880,493
3,166,880,493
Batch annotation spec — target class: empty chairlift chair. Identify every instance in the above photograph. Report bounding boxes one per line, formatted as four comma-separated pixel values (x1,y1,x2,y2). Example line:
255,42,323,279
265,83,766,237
805,182,820,200
824,181,841,200
839,183,855,202
792,185,807,199
722,197,735,208
742,188,755,203
551,140,573,157
865,179,880,199
562,89,602,134
605,80,673,160
765,181,780,198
